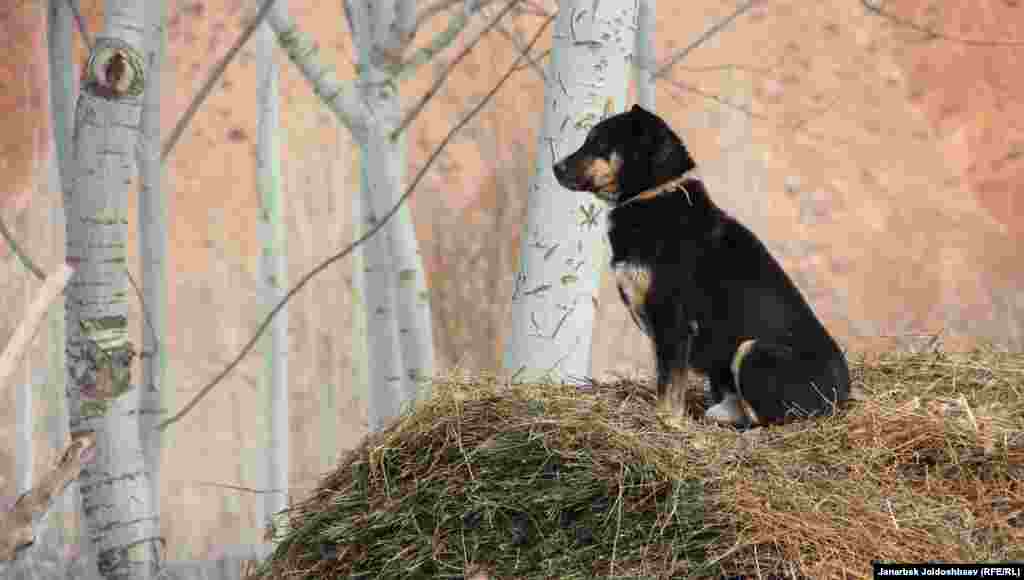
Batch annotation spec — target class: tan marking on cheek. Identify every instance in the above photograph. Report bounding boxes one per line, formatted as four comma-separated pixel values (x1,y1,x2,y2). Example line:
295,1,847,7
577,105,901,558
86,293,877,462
583,156,619,194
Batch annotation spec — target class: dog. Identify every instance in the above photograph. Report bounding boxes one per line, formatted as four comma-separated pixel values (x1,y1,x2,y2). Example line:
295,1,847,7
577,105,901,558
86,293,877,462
552,104,851,429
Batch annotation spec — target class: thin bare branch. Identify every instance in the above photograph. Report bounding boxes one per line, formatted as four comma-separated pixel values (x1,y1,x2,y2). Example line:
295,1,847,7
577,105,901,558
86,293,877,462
67,0,93,51
675,63,773,76
393,0,522,139
652,0,760,79
161,0,278,162
156,12,555,432
513,47,550,72
0,431,95,563
273,4,367,136
0,265,74,395
496,20,546,80
190,481,285,494
859,0,1024,47
664,77,764,120
0,217,46,280
395,7,476,81
126,269,160,363
418,0,501,27
398,0,517,84
419,0,466,25
663,77,859,150
518,1,552,16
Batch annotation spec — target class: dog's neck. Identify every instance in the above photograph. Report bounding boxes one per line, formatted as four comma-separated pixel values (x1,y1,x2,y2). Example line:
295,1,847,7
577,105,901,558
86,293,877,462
617,168,699,209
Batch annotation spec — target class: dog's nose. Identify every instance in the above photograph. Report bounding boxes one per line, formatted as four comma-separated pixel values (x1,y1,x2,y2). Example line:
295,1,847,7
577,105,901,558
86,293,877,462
553,159,567,180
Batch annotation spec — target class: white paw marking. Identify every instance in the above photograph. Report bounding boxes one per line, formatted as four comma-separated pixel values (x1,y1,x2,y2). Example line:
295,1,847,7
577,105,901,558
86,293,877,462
704,393,747,425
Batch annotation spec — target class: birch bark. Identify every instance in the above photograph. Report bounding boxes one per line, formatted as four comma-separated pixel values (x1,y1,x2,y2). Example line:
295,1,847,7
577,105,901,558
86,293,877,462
635,0,656,110
503,0,637,383
46,0,77,553
256,0,290,537
271,1,441,431
137,0,168,534
346,0,435,429
65,2,161,576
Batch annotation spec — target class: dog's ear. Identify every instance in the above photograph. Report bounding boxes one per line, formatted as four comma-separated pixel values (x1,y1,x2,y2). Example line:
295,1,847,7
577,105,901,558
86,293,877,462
649,121,696,173
652,122,678,165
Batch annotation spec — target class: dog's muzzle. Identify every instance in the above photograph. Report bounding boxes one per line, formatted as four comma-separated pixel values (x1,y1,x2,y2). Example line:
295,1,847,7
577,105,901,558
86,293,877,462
553,158,576,188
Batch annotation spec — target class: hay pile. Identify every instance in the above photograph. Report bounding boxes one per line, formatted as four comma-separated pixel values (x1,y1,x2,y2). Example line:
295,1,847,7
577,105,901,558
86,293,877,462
248,348,1023,579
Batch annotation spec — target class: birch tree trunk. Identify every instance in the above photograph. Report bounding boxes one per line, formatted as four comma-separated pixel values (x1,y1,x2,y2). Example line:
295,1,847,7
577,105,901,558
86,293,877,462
635,0,656,110
363,0,434,409
137,0,168,534
267,1,512,430
14,367,35,567
16,373,36,495
350,0,404,430
346,0,434,430
503,0,637,383
47,0,76,552
256,1,290,537
65,2,161,577
348,149,373,435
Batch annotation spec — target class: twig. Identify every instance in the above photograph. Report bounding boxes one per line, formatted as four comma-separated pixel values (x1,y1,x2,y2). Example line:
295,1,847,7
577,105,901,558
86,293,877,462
126,269,160,361
0,265,74,395
161,0,278,162
67,0,93,51
417,0,502,28
392,0,522,139
156,11,556,432
664,77,764,120
418,0,471,26
0,216,46,281
859,0,1024,47
0,431,95,563
652,0,760,79
513,48,550,72
496,20,546,80
517,1,552,16
675,63,773,76
663,77,858,150
190,481,285,494
394,2,486,83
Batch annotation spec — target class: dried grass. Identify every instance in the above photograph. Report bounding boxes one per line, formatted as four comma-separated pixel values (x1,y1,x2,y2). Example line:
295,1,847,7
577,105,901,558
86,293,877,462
247,347,1024,579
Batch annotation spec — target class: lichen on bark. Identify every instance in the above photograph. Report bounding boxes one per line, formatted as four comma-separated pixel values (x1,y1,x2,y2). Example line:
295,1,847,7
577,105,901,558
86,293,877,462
77,316,135,419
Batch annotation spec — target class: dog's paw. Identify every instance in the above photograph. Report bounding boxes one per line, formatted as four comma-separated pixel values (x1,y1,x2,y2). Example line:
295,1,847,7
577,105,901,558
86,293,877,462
704,395,747,427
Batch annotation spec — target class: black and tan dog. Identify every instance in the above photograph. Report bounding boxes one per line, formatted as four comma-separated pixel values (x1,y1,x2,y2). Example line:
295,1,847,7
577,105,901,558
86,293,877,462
553,104,850,429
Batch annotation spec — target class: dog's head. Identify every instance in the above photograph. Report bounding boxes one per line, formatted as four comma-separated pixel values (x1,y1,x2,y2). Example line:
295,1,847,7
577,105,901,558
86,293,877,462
553,104,696,204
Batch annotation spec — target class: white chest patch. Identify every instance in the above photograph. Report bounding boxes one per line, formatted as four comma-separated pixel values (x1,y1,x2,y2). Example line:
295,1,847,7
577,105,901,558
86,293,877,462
613,261,652,335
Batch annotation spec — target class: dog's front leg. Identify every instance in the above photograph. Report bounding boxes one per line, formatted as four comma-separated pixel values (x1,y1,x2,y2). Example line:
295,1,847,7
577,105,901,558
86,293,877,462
652,311,696,429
